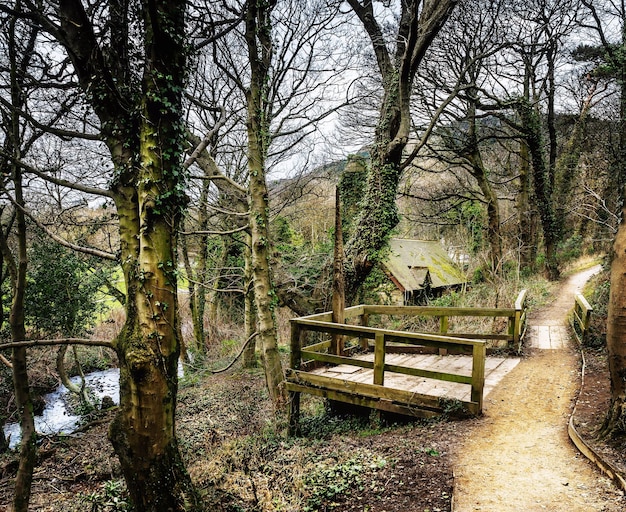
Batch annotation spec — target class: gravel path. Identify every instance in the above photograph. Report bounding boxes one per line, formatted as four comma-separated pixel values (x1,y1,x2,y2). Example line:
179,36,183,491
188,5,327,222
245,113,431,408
453,267,626,511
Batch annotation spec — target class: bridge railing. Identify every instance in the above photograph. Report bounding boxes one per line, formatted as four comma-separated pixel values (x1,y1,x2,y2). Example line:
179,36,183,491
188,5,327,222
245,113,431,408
287,290,527,432
300,289,528,353
571,292,593,344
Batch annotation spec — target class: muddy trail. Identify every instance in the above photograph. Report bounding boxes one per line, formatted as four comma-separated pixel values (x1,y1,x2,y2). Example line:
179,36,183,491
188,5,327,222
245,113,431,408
453,266,625,511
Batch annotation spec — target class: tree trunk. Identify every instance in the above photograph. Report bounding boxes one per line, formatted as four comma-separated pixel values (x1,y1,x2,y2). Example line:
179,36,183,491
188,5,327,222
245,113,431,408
243,235,257,368
10,349,35,512
245,0,285,405
8,122,34,512
182,175,213,352
600,201,626,439
517,138,534,270
554,94,593,240
248,168,284,403
517,101,560,280
343,0,458,301
465,97,502,274
6,6,37,508
108,3,199,506
52,2,200,509
180,230,203,353
467,153,502,274
599,11,626,440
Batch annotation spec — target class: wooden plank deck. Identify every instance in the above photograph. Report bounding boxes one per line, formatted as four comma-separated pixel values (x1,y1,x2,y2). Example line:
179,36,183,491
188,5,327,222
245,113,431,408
527,325,570,349
310,353,520,403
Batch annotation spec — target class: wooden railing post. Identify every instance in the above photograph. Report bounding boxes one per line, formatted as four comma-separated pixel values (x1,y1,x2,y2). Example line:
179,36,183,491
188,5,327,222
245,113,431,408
288,321,303,436
439,316,449,355
513,289,527,349
471,341,486,413
360,312,369,351
439,315,449,334
574,293,593,344
373,332,385,386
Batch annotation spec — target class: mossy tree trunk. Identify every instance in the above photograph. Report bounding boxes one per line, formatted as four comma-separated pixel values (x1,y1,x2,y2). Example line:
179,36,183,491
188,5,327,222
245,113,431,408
602,202,626,439
51,1,200,509
516,99,560,280
598,5,626,440
517,138,535,269
343,0,458,302
245,0,285,406
243,235,258,367
554,87,595,240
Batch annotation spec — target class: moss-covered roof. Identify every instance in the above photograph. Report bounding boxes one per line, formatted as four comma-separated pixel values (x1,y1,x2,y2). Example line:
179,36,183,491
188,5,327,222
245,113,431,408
383,238,467,291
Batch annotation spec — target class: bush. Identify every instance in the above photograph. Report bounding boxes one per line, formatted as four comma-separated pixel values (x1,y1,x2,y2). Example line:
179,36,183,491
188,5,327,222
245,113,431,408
583,268,610,349
557,235,583,264
25,236,112,337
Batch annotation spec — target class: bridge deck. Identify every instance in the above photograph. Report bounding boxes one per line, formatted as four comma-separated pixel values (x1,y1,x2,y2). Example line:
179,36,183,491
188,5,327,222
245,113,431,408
309,353,520,403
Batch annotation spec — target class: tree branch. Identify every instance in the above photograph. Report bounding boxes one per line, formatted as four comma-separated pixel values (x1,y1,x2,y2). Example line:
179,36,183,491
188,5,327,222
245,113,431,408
0,338,115,351
5,153,114,198
1,187,117,260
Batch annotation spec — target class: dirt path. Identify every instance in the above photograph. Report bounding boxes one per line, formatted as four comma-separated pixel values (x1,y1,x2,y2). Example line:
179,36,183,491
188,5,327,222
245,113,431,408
453,267,625,512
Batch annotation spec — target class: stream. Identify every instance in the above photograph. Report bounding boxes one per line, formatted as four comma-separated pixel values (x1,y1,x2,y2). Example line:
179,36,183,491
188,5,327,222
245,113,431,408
4,362,186,449
3,368,120,450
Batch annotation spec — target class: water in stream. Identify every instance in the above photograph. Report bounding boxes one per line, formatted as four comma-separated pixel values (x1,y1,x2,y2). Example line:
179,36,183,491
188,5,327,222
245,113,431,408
4,361,186,449
3,368,120,450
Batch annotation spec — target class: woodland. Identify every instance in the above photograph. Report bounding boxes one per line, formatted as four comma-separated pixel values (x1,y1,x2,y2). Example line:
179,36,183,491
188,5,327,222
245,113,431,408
1,0,626,511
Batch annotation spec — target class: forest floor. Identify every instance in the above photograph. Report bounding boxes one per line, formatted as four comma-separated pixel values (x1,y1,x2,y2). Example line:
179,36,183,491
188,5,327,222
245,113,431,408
1,266,625,511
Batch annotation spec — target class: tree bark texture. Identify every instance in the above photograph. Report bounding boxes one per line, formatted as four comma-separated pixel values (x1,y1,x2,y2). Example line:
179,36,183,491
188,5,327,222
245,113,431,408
7,120,34,512
600,10,626,440
243,235,258,367
465,98,502,274
4,5,37,508
516,100,560,280
53,1,200,509
245,0,285,405
554,90,594,240
602,200,626,439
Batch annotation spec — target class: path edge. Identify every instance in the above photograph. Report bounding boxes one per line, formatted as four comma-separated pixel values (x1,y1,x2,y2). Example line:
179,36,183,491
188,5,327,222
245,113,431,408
569,343,626,492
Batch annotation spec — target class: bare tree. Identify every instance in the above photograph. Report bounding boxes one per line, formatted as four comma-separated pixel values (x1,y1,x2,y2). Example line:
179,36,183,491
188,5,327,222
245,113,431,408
184,0,350,396
341,0,459,300
0,4,40,507
14,1,201,508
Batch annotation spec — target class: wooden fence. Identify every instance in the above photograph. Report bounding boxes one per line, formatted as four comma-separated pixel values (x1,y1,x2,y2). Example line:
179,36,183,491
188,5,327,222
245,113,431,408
286,290,527,433
571,292,593,344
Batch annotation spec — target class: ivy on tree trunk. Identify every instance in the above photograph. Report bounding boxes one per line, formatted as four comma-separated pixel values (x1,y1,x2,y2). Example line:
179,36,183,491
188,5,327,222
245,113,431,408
245,0,285,406
48,1,200,509
343,0,458,302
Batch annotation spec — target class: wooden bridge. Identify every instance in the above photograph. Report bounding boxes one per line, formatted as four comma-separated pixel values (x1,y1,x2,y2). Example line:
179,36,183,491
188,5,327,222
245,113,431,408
287,291,527,433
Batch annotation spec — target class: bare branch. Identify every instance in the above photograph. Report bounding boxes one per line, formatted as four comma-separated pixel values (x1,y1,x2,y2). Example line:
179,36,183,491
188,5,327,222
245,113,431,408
0,353,12,368
1,187,117,260
183,107,227,169
0,338,115,351
180,224,249,236
8,154,114,198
